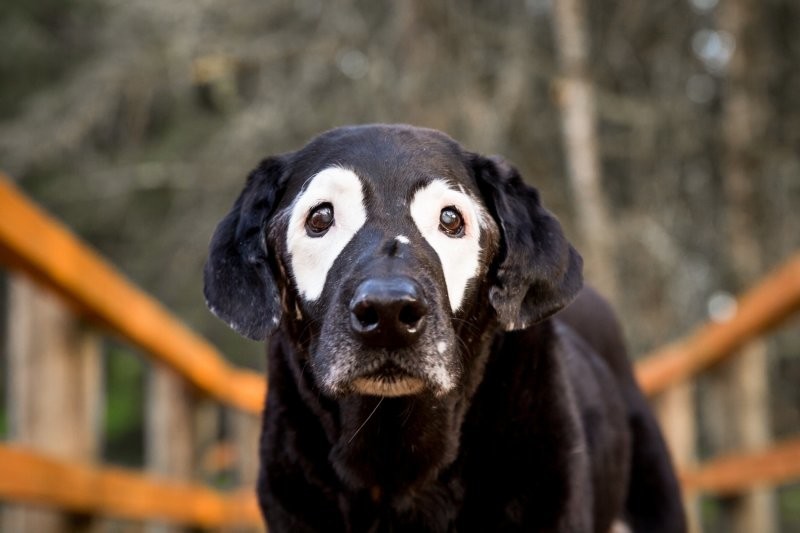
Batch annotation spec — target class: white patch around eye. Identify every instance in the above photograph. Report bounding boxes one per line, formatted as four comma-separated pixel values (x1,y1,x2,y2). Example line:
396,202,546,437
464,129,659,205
409,179,486,312
286,167,366,301
395,235,410,244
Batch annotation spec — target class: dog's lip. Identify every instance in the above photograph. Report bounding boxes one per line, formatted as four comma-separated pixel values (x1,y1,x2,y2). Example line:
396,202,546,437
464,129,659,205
351,375,425,397
348,360,428,396
351,361,426,397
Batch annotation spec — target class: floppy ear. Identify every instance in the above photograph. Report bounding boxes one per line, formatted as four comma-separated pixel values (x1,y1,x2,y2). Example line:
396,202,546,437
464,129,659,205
203,157,286,340
472,154,583,330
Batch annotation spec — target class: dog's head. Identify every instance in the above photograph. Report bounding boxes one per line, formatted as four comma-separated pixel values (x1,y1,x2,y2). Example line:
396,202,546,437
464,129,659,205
205,125,582,398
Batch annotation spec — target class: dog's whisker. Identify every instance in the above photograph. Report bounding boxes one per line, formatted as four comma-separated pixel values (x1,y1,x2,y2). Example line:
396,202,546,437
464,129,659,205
296,318,320,341
452,335,471,369
451,317,482,338
347,396,384,445
400,399,416,427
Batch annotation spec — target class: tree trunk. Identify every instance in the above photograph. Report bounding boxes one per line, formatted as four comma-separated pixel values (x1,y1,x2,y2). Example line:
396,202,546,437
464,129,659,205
551,0,619,305
710,0,776,531
145,367,196,533
654,382,700,533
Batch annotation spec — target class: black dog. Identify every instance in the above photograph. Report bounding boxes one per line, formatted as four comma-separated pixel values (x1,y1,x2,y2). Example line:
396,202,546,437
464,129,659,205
204,124,686,532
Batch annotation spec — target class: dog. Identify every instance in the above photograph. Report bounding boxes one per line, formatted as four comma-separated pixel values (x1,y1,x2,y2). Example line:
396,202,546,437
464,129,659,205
204,124,686,532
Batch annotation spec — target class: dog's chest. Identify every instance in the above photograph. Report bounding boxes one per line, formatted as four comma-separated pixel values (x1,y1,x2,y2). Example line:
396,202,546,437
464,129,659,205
340,479,463,533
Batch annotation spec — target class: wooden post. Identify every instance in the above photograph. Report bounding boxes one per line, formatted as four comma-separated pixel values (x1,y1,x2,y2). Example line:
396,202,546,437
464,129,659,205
146,366,196,533
3,274,102,532
653,383,700,533
703,341,775,533
233,410,261,487
232,410,263,533
714,0,776,529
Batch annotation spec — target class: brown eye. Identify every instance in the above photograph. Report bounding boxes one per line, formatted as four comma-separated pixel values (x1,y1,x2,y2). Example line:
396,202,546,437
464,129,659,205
439,206,464,237
306,203,334,236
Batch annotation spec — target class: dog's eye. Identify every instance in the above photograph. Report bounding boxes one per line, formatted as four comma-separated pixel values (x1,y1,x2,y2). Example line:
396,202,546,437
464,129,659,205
306,203,334,236
439,206,464,237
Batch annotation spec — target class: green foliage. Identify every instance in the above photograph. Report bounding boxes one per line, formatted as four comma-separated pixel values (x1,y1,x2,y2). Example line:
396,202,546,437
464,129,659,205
779,483,800,533
700,496,721,533
103,344,145,467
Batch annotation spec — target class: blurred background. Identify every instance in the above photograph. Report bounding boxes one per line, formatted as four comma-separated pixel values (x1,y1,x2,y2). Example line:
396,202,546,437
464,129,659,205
0,0,798,531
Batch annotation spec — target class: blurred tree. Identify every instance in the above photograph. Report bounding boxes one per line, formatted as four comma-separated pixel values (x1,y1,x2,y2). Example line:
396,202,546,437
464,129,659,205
1,1,799,529
706,0,775,531
552,0,620,305
0,0,100,119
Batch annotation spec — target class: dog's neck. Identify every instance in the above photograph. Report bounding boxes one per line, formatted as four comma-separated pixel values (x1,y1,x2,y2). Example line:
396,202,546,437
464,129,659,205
273,309,499,499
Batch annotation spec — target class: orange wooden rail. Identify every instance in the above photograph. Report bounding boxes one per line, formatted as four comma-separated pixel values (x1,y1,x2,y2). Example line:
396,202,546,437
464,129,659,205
635,254,800,396
3,436,796,522
681,437,800,495
1,172,799,523
0,444,261,528
0,175,266,414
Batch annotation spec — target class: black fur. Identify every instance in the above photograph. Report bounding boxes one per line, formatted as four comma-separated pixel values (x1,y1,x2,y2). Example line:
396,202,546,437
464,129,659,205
204,124,686,532
204,156,286,340
474,154,583,331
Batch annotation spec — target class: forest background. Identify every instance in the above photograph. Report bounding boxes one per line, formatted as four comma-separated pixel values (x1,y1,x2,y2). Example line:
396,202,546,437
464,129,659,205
0,0,798,531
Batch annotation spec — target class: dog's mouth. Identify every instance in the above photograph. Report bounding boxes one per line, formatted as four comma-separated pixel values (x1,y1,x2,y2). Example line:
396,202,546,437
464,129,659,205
350,361,426,397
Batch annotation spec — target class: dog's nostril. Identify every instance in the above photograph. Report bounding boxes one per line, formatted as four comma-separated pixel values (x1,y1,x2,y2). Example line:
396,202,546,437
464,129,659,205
354,303,379,329
398,302,425,328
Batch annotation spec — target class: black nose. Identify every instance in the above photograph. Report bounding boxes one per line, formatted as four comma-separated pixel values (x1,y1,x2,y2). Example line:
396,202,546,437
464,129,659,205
350,277,428,348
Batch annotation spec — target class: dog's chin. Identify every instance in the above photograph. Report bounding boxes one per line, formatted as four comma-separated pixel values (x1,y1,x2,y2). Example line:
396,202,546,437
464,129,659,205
315,337,458,398
351,376,426,397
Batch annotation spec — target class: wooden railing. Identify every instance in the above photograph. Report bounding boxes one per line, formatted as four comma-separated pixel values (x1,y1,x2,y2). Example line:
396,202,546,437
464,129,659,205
636,254,800,396
0,174,798,529
0,177,264,414
0,446,259,528
0,174,265,530
636,253,800,500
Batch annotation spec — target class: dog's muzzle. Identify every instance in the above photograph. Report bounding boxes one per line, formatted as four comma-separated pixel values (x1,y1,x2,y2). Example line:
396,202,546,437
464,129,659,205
321,276,449,397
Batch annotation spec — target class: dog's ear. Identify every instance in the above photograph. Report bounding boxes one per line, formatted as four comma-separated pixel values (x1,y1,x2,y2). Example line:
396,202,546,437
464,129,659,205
472,154,583,330
204,157,286,340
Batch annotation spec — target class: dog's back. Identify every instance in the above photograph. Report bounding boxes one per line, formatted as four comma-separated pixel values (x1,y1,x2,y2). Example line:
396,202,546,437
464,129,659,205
558,287,687,532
